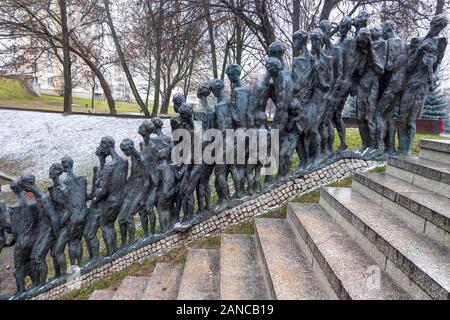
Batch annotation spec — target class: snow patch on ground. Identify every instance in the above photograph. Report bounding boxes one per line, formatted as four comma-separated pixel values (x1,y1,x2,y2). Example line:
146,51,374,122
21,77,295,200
0,109,171,183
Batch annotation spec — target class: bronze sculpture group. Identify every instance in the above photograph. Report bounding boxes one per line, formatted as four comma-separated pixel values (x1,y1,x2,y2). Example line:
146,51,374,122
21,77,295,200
0,12,447,295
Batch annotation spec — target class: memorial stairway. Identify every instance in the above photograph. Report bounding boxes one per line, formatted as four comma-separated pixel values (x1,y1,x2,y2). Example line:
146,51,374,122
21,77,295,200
89,139,450,300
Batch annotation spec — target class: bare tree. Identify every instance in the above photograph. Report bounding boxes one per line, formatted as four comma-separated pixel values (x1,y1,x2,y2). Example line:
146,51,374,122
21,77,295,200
59,0,72,114
0,0,118,114
2,0,445,119
103,0,150,117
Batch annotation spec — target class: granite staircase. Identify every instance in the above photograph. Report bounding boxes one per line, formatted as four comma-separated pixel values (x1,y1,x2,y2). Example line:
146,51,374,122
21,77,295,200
89,139,450,300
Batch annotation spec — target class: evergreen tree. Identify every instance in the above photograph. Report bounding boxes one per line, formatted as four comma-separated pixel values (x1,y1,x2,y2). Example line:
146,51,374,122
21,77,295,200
342,96,357,118
422,80,448,120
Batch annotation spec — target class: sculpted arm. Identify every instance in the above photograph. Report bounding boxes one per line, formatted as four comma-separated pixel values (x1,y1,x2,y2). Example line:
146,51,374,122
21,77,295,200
435,37,448,72
42,196,62,235
385,41,395,72
370,41,387,75
158,139,174,160
32,187,61,233
406,41,421,73
87,168,99,200
93,168,111,203
3,206,11,234
60,186,73,226
335,47,345,86
230,103,241,127
1,207,15,250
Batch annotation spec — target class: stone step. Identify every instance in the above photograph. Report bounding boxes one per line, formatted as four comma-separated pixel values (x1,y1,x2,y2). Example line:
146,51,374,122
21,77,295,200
220,234,270,300
419,139,450,165
177,249,220,300
287,203,410,300
141,263,184,300
353,172,450,248
254,218,329,300
112,276,151,300
387,156,450,198
89,290,115,300
320,187,450,300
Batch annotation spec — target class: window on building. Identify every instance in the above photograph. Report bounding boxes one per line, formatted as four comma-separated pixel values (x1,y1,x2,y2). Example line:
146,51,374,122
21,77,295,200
48,78,54,86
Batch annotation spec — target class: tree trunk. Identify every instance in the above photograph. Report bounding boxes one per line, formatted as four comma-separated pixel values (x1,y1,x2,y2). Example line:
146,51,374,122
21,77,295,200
96,69,117,114
59,0,72,115
159,74,169,114
160,88,173,115
435,0,445,14
235,18,243,65
220,42,230,81
91,77,95,109
205,1,218,78
145,76,152,108
104,0,150,117
73,51,117,114
292,0,300,56
152,51,162,116
145,46,153,108
319,0,337,22
255,0,276,48
183,55,195,98
152,0,162,117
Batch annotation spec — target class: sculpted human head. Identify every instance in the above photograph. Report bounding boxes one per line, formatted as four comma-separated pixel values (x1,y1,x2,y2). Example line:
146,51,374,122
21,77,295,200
370,27,382,41
197,83,211,99
61,155,74,172
268,41,286,62
382,20,397,39
210,79,225,98
339,16,353,38
138,120,155,138
95,146,107,161
427,14,449,38
310,28,324,54
292,30,309,51
10,180,22,196
49,163,64,180
95,146,108,169
319,20,332,36
265,57,283,78
226,64,242,84
100,136,115,156
173,92,186,113
421,41,438,56
19,173,36,193
120,138,135,157
357,28,371,48
152,117,164,131
354,11,370,31
179,104,194,122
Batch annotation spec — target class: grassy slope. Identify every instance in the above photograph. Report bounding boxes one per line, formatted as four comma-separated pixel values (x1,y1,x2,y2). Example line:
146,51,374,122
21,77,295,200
343,128,450,156
0,78,37,100
0,77,175,115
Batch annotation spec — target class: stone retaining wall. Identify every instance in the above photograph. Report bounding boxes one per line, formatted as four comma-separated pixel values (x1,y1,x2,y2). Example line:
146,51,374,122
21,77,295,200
29,158,383,300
